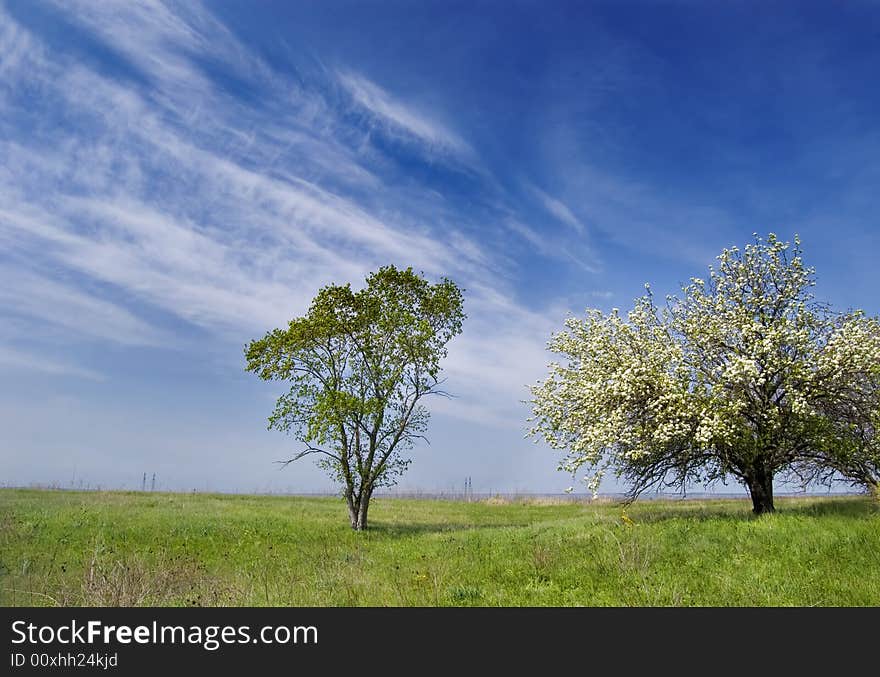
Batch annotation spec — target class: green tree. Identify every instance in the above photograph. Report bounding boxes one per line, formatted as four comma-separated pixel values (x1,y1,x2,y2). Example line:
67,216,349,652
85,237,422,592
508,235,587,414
529,234,880,513
246,265,465,530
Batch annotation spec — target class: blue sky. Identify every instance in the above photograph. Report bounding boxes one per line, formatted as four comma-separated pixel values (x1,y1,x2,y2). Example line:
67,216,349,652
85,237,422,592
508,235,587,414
1,0,878,495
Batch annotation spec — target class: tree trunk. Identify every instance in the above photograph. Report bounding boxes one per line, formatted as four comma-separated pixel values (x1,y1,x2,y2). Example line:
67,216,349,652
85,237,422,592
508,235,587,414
345,492,359,530
345,487,372,531
354,488,371,531
745,466,775,514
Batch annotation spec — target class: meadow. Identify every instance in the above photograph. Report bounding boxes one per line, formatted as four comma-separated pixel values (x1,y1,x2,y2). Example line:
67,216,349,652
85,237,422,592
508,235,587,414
1,488,878,606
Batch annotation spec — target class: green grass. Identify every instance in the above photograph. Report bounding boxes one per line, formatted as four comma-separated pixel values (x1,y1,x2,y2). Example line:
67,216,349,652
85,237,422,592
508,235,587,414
1,489,878,606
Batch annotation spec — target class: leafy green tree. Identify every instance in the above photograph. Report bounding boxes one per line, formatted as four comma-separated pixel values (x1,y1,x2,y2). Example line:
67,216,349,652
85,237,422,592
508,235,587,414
246,265,465,530
529,234,880,513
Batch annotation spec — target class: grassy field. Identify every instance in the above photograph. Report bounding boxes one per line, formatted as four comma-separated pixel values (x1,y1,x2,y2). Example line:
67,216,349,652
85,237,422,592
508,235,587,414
1,488,878,606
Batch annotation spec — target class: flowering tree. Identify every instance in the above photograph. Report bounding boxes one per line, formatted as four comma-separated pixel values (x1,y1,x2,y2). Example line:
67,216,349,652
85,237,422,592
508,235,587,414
246,266,465,530
529,234,880,513
793,408,880,497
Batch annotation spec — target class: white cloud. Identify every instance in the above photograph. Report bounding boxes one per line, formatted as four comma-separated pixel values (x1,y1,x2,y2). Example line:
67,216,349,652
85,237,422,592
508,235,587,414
530,185,586,234
0,7,34,80
47,0,273,96
0,27,482,335
0,266,163,346
0,346,103,380
0,1,572,431
337,70,472,157
427,282,567,427
505,218,599,273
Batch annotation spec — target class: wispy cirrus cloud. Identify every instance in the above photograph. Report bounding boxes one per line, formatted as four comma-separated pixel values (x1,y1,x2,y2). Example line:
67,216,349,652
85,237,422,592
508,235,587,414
0,0,563,428
0,265,162,347
505,219,599,273
0,4,485,322
0,8,32,81
45,0,274,97
0,346,103,381
337,70,473,159
529,185,586,235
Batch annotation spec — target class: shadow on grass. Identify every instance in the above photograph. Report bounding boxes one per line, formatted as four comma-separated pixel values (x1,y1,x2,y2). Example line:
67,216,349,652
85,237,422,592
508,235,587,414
626,495,877,525
364,520,529,537
779,496,878,518
368,496,878,533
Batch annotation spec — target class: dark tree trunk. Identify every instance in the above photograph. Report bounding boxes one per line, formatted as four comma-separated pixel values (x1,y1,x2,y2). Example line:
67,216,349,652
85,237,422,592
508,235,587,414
355,491,370,531
745,466,775,514
345,490,358,529
346,494,359,530
346,486,372,531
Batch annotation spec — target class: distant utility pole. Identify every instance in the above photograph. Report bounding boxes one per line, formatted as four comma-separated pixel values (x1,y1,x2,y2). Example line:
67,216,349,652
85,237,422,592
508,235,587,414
150,473,156,492
142,473,147,492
